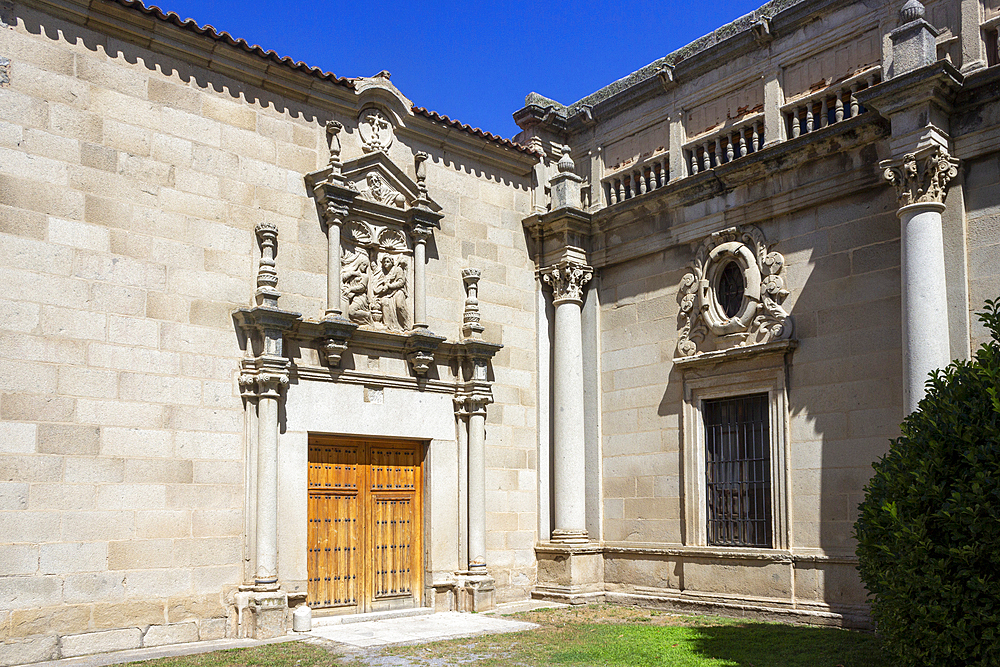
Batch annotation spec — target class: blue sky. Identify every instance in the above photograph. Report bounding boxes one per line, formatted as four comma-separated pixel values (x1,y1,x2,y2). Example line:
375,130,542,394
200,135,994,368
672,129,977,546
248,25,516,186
151,0,767,139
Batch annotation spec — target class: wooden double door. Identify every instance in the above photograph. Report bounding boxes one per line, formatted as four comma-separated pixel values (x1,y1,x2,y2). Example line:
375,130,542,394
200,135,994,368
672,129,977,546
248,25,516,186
307,436,423,613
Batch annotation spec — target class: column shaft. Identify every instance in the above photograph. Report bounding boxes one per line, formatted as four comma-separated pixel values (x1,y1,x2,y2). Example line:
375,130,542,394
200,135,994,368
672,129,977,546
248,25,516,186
468,408,487,571
255,394,279,585
414,239,427,328
552,300,587,542
457,412,469,571
900,202,951,413
326,218,342,317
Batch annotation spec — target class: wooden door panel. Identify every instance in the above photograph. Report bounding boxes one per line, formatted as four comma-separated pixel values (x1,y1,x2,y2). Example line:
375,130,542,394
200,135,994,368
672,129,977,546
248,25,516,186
307,438,422,612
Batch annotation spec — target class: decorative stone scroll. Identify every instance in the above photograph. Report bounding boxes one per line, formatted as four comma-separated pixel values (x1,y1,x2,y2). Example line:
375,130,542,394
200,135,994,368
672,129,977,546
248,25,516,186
541,260,593,305
882,146,959,208
676,225,793,358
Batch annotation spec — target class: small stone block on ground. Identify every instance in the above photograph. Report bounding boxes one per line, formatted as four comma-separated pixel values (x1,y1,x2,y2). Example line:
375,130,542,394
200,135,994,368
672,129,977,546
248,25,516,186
143,622,199,648
61,628,142,658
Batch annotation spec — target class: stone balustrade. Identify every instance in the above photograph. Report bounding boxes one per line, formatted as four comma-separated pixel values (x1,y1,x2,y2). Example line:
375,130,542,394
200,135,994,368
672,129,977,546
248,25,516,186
782,66,881,139
602,152,669,205
684,113,764,177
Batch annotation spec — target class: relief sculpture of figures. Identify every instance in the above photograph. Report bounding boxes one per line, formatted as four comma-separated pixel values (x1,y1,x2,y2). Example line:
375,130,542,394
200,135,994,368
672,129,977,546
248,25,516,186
374,255,411,332
341,249,371,323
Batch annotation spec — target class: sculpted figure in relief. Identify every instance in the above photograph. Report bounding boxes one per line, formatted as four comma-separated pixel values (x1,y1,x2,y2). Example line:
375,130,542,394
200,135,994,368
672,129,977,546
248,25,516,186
341,249,371,324
373,255,410,332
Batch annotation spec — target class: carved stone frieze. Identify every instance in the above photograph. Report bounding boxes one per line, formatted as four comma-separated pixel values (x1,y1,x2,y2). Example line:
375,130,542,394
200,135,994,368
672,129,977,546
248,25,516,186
340,220,412,332
881,146,959,208
541,260,593,305
676,225,793,359
355,171,406,207
359,108,393,154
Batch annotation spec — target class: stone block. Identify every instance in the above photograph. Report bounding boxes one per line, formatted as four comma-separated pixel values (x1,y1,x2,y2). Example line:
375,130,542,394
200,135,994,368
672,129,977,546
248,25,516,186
91,600,165,630
172,537,240,568
0,482,28,510
62,628,143,658
0,545,37,576
4,232,75,275
80,401,165,430
143,622,199,647
55,366,118,399
0,423,36,454
61,511,135,542
198,618,227,640
1,394,75,423
0,454,63,483
100,427,172,458
9,604,91,639
122,568,191,599
191,460,240,485
126,458,193,484
190,565,240,594
29,483,95,510
97,483,166,511
0,173,84,219
165,483,240,510
0,575,62,610
191,509,241,537
0,635,59,666
148,78,201,114
63,456,124,483
37,423,100,455
64,571,125,604
39,541,108,574
41,306,107,342
167,594,228,623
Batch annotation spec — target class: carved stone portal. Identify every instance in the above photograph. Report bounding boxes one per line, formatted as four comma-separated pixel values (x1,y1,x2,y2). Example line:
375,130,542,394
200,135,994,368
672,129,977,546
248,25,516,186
676,225,793,358
341,220,412,332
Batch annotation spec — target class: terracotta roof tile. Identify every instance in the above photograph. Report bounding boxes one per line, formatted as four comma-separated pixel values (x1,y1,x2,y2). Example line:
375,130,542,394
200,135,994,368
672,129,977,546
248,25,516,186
412,107,538,155
119,0,354,88
110,1,536,155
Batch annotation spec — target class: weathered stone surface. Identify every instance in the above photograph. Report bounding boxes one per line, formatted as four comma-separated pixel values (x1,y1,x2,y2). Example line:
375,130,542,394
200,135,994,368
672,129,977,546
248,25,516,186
142,622,199,647
0,635,59,666
61,628,142,657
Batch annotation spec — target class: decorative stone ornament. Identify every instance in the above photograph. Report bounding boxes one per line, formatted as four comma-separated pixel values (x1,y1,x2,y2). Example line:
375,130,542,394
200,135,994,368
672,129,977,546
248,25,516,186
541,260,593,305
461,268,484,340
359,108,393,154
255,222,279,308
676,225,793,358
882,145,959,208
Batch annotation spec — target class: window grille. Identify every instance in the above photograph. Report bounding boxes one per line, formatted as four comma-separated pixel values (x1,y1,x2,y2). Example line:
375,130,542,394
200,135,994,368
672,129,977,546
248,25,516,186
703,393,772,548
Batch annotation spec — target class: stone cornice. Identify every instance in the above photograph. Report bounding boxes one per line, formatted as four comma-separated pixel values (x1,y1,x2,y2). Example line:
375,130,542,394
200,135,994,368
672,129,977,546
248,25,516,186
673,338,797,368
855,61,964,118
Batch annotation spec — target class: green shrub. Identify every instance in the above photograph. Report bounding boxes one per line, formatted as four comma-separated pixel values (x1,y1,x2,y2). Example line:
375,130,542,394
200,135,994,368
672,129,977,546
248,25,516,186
855,299,1000,666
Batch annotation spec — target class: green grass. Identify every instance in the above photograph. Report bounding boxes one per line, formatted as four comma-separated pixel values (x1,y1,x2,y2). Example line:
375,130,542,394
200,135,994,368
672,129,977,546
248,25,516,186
130,606,885,667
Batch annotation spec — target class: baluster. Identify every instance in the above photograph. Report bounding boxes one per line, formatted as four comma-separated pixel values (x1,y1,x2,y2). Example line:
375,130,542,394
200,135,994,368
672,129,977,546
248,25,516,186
616,179,625,203
654,161,663,189
712,138,721,167
690,151,699,176
805,104,814,134
790,111,801,138
867,73,877,88
637,170,646,195
751,124,759,152
850,83,860,118
820,97,829,128
624,175,632,199
738,129,747,157
608,181,616,205
723,136,732,162
702,144,711,172
835,93,845,123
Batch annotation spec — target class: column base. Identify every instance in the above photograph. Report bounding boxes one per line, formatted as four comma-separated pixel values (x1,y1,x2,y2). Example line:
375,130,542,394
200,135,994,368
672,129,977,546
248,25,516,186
458,574,495,612
534,543,604,604
551,528,589,544
233,590,288,639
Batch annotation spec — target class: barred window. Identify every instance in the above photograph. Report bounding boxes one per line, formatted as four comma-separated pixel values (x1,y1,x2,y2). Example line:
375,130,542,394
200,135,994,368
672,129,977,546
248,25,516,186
703,393,772,548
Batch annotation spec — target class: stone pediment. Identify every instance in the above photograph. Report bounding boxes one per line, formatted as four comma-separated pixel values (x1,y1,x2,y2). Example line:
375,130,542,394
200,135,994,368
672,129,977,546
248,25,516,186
342,153,441,213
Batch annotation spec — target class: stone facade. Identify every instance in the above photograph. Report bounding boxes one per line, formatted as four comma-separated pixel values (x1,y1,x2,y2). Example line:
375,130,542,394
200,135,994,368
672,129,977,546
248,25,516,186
1,0,999,662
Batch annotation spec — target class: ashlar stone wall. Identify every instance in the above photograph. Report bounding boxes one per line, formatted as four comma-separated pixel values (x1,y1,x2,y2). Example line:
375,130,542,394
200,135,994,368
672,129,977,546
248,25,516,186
0,1,537,662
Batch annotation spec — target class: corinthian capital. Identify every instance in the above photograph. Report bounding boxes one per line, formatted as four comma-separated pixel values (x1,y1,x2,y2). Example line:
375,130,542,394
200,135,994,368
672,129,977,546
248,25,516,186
541,260,593,305
882,146,959,208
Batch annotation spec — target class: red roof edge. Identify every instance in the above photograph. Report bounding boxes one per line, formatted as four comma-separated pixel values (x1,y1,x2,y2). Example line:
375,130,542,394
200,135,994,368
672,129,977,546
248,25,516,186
118,0,355,89
412,107,539,156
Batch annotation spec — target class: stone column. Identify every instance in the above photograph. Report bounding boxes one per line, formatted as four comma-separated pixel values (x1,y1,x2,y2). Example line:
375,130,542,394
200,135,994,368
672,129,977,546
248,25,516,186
411,226,431,329
883,147,959,413
254,368,287,587
455,399,469,571
467,397,488,571
542,260,593,543
324,201,346,318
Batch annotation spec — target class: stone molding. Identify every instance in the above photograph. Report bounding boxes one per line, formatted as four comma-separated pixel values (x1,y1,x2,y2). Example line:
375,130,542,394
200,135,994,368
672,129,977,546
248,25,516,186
540,260,593,305
676,225,793,359
881,145,960,208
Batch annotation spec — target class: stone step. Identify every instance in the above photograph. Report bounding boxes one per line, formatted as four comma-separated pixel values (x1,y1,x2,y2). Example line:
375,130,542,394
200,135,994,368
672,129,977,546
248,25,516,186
309,607,434,627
